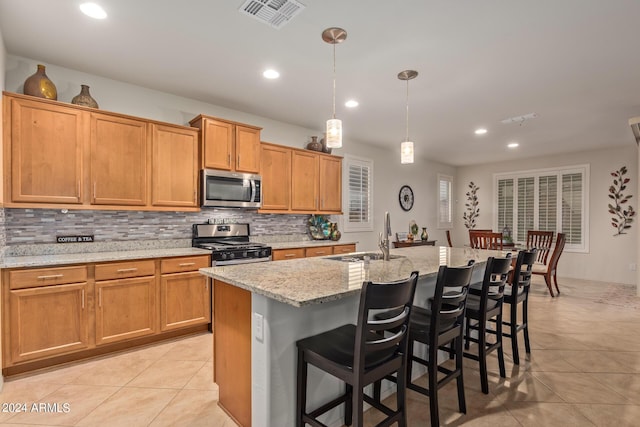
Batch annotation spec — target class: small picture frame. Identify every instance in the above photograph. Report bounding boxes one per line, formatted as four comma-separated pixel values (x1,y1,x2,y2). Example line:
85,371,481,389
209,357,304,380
396,232,408,242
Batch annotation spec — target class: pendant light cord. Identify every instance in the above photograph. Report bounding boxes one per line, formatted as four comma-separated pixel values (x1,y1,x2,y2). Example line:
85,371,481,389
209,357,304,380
332,41,337,119
405,79,410,141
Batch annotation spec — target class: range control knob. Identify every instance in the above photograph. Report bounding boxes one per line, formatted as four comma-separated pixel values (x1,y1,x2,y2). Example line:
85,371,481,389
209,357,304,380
242,251,248,258
220,253,227,260
228,253,235,260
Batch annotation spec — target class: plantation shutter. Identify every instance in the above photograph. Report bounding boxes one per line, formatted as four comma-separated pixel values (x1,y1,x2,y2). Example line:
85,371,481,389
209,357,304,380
517,177,535,242
497,178,514,233
344,157,373,231
437,174,453,228
561,173,583,245
538,175,558,232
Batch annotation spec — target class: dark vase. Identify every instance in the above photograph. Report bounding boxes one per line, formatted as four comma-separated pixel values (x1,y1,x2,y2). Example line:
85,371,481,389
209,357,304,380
320,134,333,154
306,136,323,152
23,64,57,100
421,227,428,241
71,85,99,108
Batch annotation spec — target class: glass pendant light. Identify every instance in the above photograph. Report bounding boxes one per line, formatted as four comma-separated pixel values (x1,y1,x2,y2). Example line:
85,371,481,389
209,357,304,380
322,27,347,148
398,70,418,164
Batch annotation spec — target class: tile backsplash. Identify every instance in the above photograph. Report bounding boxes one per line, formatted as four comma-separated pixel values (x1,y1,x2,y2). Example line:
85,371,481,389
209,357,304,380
2,208,310,246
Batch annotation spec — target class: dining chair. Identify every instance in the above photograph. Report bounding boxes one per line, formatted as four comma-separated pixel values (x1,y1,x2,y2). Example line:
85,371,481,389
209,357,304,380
526,230,554,265
296,271,419,427
446,230,453,247
464,254,512,394
532,233,566,297
469,230,503,250
500,249,536,365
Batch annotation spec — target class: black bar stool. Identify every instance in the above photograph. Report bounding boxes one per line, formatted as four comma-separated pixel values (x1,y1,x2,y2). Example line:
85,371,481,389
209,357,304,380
296,271,419,427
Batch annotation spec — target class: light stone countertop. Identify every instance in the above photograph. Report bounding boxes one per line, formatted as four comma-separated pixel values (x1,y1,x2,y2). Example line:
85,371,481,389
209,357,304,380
0,247,211,269
200,246,507,307
267,239,359,250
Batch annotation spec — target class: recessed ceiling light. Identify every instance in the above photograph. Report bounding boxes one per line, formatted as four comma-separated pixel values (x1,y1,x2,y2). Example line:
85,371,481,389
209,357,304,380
80,3,107,19
345,100,359,108
262,69,280,79
507,142,519,148
474,128,488,135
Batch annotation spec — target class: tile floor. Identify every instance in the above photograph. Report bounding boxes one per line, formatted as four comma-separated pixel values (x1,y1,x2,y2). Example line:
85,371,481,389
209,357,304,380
0,276,638,426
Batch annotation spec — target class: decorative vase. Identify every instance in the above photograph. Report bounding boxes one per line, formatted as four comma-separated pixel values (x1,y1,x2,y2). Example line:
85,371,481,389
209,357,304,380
71,84,99,108
421,227,428,241
23,64,57,100
320,134,332,154
306,136,323,152
330,223,341,241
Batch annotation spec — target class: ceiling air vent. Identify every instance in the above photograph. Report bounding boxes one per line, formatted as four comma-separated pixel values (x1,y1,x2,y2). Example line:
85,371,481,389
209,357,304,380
239,0,305,29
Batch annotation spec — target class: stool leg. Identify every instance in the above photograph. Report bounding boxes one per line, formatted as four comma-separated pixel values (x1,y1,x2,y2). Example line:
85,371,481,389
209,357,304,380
523,299,531,354
478,318,489,394
510,305,520,365
456,335,467,414
397,363,408,427
352,385,364,427
428,356,440,427
496,311,506,378
296,349,307,427
345,384,353,426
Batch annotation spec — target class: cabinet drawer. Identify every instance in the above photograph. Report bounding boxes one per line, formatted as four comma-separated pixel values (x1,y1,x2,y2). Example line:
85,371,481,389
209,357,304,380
305,246,333,257
333,244,356,254
161,256,210,274
9,266,88,290
95,260,156,281
272,248,305,261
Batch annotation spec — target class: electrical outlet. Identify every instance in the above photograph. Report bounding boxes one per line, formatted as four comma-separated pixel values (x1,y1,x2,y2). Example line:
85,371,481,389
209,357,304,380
630,263,637,271
254,312,264,341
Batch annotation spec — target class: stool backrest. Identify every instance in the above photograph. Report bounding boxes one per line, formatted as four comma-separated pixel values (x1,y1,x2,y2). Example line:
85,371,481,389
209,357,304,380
478,255,512,312
507,249,537,303
354,271,419,371
430,261,475,343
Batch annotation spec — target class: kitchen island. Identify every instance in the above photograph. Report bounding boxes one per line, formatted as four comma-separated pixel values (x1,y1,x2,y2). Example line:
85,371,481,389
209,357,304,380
199,245,506,427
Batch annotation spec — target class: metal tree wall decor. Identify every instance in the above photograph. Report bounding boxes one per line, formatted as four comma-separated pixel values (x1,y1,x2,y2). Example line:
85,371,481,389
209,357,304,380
463,182,480,229
608,166,636,236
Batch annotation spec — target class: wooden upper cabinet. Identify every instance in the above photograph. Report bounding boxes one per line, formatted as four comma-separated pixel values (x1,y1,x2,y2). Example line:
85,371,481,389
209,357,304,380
319,155,342,212
291,150,319,211
260,143,291,211
7,96,85,204
235,126,261,173
151,124,198,208
190,115,262,173
201,118,233,170
90,113,148,206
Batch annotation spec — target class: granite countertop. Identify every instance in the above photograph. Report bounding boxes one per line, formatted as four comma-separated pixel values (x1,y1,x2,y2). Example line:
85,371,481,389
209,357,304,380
200,246,506,307
267,240,359,250
0,247,211,269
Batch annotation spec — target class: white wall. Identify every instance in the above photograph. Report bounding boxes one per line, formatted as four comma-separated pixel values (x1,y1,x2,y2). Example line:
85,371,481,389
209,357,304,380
3,55,456,252
456,146,638,285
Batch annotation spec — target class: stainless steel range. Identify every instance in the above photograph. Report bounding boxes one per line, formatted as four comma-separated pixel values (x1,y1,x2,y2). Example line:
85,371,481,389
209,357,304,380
192,223,272,266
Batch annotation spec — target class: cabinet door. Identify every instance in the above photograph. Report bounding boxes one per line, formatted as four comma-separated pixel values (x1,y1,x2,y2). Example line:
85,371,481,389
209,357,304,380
319,156,342,212
260,143,291,211
305,246,333,257
95,276,157,345
235,125,261,173
291,150,319,211
272,248,305,261
90,113,147,206
203,119,233,170
151,124,198,208
8,283,90,364
333,244,356,254
160,271,210,331
9,97,85,204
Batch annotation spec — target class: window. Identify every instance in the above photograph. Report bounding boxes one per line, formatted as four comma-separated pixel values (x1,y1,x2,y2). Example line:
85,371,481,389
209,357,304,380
342,155,373,232
493,165,589,252
437,174,453,229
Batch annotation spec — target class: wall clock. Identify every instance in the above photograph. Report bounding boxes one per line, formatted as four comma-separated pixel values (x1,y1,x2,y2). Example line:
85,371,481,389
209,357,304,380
399,185,414,211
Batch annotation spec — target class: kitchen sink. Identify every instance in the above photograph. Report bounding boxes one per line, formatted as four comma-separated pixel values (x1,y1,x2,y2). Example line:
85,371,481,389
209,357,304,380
326,252,404,262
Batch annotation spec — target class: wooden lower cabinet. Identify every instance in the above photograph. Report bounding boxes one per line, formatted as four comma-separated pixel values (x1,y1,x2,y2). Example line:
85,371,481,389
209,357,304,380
272,248,305,261
160,271,210,331
95,276,157,345
273,243,357,261
333,244,357,254
1,254,211,375
7,282,90,364
305,246,333,257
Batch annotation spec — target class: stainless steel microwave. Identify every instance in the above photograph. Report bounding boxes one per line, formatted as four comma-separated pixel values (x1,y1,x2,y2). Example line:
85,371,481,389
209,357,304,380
201,169,262,208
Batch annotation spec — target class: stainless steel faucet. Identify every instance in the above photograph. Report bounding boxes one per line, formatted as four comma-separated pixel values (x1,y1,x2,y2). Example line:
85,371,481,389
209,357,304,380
378,211,391,261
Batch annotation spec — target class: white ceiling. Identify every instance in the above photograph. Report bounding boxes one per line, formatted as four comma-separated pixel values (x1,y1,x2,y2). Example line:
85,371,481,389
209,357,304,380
1,0,640,166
